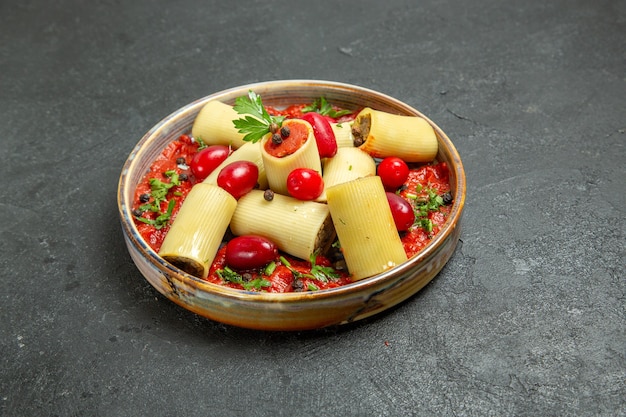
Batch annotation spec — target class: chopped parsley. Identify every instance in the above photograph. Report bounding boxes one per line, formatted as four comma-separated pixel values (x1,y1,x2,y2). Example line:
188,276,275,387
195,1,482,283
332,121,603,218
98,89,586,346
216,266,271,291
148,170,180,203
407,188,446,234
280,255,339,284
195,136,208,150
309,254,340,282
214,254,339,292
134,170,181,229
264,261,277,276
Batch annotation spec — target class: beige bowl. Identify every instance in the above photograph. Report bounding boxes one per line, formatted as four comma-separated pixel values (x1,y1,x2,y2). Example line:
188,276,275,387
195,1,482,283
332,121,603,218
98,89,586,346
117,80,466,331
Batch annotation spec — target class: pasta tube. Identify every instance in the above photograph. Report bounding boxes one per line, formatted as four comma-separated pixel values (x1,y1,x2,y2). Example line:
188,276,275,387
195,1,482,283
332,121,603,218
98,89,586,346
261,119,322,196
202,141,268,190
316,147,376,202
351,107,438,162
330,122,355,148
322,147,376,190
191,100,248,149
326,176,407,280
230,190,335,260
158,183,237,278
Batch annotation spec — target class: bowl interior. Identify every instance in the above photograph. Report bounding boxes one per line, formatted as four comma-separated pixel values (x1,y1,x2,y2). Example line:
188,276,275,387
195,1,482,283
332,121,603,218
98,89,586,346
117,80,466,328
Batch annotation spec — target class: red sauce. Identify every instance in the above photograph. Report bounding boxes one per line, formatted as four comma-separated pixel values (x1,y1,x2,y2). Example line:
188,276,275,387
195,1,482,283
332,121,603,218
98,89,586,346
264,120,309,158
206,247,353,292
132,104,453,292
398,162,452,258
133,134,198,252
266,104,359,124
266,104,308,119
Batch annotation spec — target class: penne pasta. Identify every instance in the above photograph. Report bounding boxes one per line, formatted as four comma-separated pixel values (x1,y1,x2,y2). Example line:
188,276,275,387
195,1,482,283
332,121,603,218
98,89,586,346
261,119,322,195
191,100,248,149
330,121,355,148
351,108,438,162
326,176,407,280
230,189,335,260
158,183,237,278
202,141,268,189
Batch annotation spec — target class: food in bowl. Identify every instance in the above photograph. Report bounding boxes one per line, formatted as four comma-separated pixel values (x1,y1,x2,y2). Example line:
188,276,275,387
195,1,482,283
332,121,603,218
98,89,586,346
131,91,452,292
117,80,465,330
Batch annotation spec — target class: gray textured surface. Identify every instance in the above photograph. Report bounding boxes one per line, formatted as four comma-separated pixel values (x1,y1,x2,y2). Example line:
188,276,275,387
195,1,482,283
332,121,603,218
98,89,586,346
1,0,625,416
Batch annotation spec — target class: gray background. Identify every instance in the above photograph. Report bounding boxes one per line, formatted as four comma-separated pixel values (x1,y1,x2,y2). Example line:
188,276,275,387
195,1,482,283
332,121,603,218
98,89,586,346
1,0,624,416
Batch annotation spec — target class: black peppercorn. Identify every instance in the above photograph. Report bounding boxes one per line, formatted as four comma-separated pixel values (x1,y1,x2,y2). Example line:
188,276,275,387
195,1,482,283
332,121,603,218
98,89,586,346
272,133,283,145
176,157,186,165
139,193,150,203
442,192,453,205
292,279,304,292
263,189,274,201
280,126,290,138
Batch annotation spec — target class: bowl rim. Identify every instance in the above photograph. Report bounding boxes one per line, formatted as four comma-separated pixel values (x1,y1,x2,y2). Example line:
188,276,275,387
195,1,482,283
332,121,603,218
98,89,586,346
117,79,466,304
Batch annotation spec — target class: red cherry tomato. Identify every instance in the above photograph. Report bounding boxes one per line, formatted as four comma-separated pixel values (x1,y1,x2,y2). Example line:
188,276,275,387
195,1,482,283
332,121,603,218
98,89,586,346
225,235,279,270
217,161,259,199
377,157,410,190
386,192,415,231
190,145,230,181
286,168,324,200
300,112,338,158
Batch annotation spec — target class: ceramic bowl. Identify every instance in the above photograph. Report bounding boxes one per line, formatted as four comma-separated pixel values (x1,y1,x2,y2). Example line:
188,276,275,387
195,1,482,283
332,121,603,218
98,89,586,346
117,80,466,331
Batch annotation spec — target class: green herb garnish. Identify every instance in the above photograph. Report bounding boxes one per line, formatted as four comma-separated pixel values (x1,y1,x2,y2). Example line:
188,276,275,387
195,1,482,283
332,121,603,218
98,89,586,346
134,170,181,229
245,278,272,291
417,217,434,233
216,266,271,291
302,97,352,119
309,254,340,282
264,261,277,276
279,255,339,285
408,188,446,233
232,90,285,143
136,198,176,229
195,136,208,150
216,266,242,283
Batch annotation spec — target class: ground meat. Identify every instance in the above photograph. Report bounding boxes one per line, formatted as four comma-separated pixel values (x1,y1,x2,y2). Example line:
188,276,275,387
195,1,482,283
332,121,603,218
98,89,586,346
351,113,371,146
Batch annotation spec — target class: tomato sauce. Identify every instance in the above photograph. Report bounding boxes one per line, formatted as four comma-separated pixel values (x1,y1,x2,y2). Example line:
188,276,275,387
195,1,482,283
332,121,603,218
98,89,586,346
132,103,453,292
206,247,353,292
264,120,309,158
398,162,452,258
266,104,308,119
266,104,358,124
132,134,198,252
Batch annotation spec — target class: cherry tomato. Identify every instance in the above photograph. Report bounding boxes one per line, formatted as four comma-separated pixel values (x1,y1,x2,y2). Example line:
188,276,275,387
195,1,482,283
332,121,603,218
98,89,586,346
190,145,230,181
225,235,278,270
386,192,415,231
377,157,410,190
286,168,324,200
217,161,259,199
300,112,338,158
